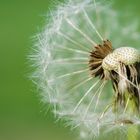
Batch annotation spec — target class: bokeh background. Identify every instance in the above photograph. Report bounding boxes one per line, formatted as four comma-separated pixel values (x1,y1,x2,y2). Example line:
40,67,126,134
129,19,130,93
0,0,140,140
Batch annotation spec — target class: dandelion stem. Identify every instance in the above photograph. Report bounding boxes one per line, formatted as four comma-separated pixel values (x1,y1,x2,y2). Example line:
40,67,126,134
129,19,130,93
48,68,89,83
82,8,103,41
72,79,100,113
57,45,89,55
94,81,106,112
70,77,93,91
127,125,139,140
99,103,113,119
93,0,98,17
114,70,138,90
123,96,130,114
50,57,88,65
57,32,90,51
83,80,105,118
65,18,97,46
51,58,88,63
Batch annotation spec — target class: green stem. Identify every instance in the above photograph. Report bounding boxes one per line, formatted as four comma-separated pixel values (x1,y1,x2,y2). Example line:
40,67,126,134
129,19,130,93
127,125,138,140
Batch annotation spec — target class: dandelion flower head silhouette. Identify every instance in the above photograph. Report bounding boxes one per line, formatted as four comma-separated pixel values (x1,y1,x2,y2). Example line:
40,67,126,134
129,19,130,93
32,0,140,139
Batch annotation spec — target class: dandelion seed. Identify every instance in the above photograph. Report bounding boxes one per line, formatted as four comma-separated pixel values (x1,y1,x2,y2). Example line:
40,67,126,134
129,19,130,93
32,0,140,139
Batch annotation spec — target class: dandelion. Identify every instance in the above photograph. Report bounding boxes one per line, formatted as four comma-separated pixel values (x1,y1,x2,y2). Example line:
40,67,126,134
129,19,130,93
32,0,140,139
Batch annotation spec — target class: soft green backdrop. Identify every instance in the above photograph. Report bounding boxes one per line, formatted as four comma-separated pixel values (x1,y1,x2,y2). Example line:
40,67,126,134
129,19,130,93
0,0,140,140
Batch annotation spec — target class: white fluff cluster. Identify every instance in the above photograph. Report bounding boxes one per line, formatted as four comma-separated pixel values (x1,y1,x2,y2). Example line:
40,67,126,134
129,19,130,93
32,0,140,139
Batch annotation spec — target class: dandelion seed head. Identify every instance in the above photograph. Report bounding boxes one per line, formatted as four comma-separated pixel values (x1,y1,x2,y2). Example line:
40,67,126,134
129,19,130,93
32,0,140,139
102,47,140,71
114,47,140,65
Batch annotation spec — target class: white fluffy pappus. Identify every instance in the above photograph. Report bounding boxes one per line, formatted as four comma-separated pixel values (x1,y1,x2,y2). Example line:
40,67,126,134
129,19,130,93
31,0,140,139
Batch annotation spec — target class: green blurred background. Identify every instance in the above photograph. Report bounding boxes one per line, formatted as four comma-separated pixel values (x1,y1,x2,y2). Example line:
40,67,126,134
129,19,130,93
0,0,140,140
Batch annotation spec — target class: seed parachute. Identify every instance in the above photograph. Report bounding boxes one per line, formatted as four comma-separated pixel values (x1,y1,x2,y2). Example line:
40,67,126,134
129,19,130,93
32,0,140,139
